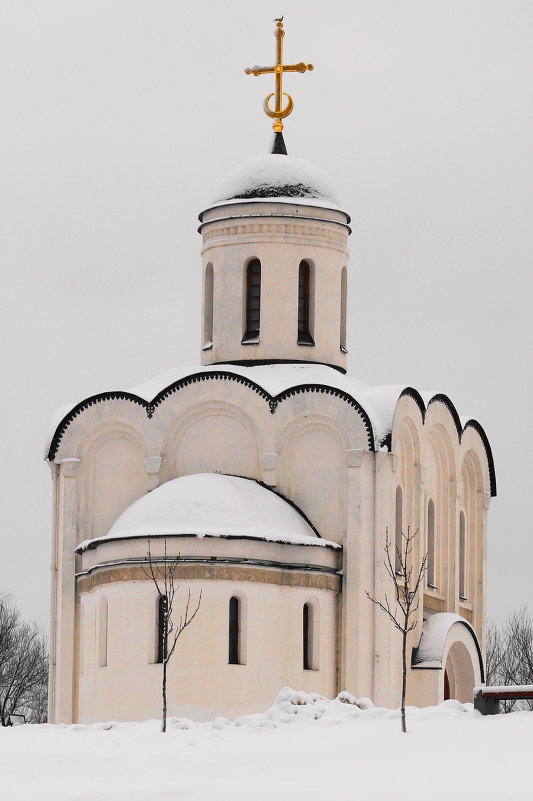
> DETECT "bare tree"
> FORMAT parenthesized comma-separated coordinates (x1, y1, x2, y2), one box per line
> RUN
(486, 608, 533, 712)
(142, 540, 202, 732)
(0, 595, 48, 726)
(366, 527, 427, 733)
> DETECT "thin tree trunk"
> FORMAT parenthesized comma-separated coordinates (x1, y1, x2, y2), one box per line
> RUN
(401, 630, 407, 733)
(162, 658, 167, 733)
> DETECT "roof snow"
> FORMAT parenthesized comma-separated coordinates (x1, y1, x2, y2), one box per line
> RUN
(413, 613, 479, 669)
(209, 153, 342, 209)
(77, 473, 339, 551)
(44, 361, 487, 465)
(130, 362, 405, 443)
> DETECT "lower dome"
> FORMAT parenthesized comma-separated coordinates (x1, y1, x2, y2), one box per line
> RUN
(96, 473, 338, 549)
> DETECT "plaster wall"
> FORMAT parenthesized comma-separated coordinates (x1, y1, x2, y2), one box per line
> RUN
(77, 577, 338, 723)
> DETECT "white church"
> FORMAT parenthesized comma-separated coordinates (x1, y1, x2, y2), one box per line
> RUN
(46, 21, 496, 724)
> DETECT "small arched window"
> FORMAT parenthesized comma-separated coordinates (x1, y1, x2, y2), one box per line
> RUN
(395, 486, 403, 574)
(340, 266, 348, 353)
(297, 260, 314, 345)
(228, 596, 241, 664)
(98, 596, 108, 668)
(203, 263, 214, 350)
(242, 259, 261, 344)
(427, 499, 436, 588)
(303, 602, 313, 670)
(156, 594, 168, 664)
(459, 512, 467, 600)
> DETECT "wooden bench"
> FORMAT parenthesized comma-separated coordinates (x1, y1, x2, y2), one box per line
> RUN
(474, 685, 533, 715)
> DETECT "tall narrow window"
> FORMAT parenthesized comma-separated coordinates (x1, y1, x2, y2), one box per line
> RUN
(228, 596, 240, 664)
(340, 266, 347, 353)
(395, 486, 403, 574)
(459, 512, 467, 600)
(297, 260, 314, 345)
(98, 596, 108, 668)
(303, 603, 312, 669)
(427, 499, 436, 588)
(156, 594, 168, 664)
(203, 263, 214, 349)
(242, 259, 261, 344)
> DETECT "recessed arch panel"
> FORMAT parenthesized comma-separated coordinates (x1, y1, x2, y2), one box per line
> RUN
(281, 420, 346, 544)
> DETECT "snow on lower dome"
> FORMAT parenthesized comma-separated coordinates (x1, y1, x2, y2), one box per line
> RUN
(211, 153, 340, 207)
(87, 473, 339, 549)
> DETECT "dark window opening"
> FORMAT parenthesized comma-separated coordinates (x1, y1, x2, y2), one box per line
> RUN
(242, 260, 261, 344)
(229, 596, 240, 664)
(156, 595, 168, 664)
(459, 511, 467, 601)
(303, 603, 312, 670)
(427, 499, 436, 588)
(298, 260, 314, 346)
(340, 266, 347, 353)
(203, 263, 214, 350)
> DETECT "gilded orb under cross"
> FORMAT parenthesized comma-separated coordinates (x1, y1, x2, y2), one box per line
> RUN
(244, 18, 314, 132)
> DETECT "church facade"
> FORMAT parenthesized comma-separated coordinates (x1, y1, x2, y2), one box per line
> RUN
(46, 29, 495, 723)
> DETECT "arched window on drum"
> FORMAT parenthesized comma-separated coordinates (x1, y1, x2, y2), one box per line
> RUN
(297, 260, 315, 346)
(242, 259, 261, 344)
(340, 266, 348, 353)
(203, 263, 214, 350)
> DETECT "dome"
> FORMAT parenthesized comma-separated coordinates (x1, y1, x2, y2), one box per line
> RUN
(102, 473, 337, 548)
(211, 153, 341, 208)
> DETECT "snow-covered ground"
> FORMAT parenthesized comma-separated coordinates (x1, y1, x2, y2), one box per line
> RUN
(2, 688, 532, 801)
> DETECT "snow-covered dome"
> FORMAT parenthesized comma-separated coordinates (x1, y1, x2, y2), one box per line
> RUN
(98, 473, 338, 548)
(211, 153, 340, 208)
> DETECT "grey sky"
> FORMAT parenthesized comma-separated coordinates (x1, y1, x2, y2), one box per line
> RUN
(1, 0, 531, 631)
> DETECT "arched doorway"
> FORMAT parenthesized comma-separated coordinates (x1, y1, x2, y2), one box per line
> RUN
(444, 640, 476, 703)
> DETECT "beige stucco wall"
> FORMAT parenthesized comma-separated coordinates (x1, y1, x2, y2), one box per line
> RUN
(76, 573, 339, 723)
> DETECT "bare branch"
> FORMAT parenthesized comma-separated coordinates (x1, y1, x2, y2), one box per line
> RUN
(143, 539, 202, 732)
(366, 526, 427, 733)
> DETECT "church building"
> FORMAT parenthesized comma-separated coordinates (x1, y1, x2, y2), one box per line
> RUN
(46, 21, 495, 723)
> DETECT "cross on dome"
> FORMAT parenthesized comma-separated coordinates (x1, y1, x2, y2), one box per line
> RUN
(244, 17, 313, 133)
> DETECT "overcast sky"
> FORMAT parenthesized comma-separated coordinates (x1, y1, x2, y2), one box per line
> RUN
(1, 0, 532, 631)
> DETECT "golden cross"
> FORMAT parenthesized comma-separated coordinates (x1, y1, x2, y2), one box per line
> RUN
(244, 17, 313, 132)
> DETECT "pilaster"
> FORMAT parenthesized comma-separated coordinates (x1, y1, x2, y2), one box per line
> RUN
(261, 452, 278, 487)
(449, 478, 458, 613)
(145, 456, 163, 492)
(52, 457, 80, 723)
(341, 449, 375, 697)
(372, 450, 394, 706)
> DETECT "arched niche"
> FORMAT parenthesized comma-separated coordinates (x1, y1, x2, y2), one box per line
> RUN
(442, 622, 482, 703)
(168, 404, 260, 480)
(82, 428, 147, 541)
(460, 449, 485, 640)
(280, 419, 346, 544)
(426, 424, 457, 598)
(394, 416, 422, 550)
